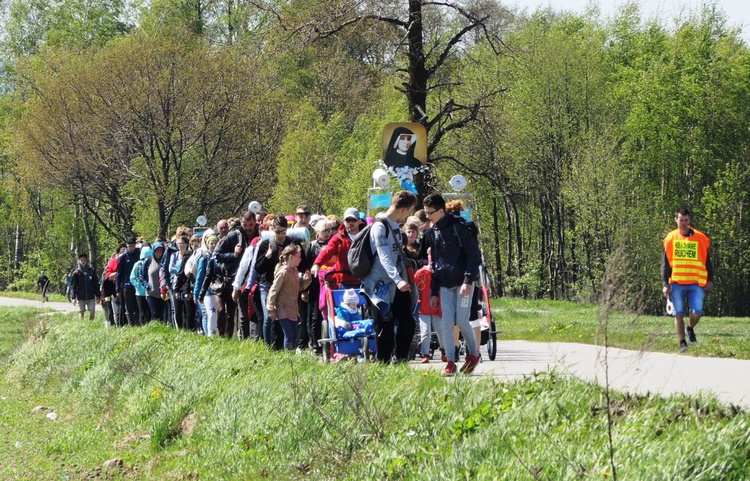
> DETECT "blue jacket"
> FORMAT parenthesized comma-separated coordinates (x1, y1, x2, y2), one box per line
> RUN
(194, 250, 217, 301)
(130, 247, 152, 296)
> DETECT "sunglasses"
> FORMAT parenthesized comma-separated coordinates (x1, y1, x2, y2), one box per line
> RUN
(274, 229, 287, 235)
(344, 218, 358, 223)
(322, 228, 335, 233)
(297, 212, 311, 216)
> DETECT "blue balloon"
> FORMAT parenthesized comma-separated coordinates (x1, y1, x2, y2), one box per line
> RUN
(400, 179, 418, 195)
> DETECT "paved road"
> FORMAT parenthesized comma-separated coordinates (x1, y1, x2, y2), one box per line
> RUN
(3, 297, 749, 409)
(416, 341, 750, 408)
(0, 296, 78, 313)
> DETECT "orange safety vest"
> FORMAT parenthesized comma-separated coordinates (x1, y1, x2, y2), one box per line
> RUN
(663, 228, 710, 286)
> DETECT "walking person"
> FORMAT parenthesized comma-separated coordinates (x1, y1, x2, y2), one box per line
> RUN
(102, 245, 125, 327)
(195, 233, 221, 337)
(36, 271, 50, 302)
(116, 237, 141, 326)
(266, 244, 311, 350)
(254, 215, 294, 348)
(130, 246, 152, 325)
(662, 208, 714, 352)
(215, 211, 258, 338)
(141, 241, 167, 323)
(71, 254, 101, 320)
(311, 207, 365, 289)
(362, 191, 418, 363)
(421, 193, 482, 376)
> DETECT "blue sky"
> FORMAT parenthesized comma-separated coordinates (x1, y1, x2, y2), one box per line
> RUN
(509, 0, 749, 42)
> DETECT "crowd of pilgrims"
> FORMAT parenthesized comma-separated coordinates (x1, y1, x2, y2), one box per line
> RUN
(98, 202, 473, 360)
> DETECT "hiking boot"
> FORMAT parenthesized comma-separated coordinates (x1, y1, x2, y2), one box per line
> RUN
(687, 327, 697, 344)
(421, 354, 431, 364)
(443, 361, 457, 376)
(679, 340, 688, 353)
(459, 354, 480, 374)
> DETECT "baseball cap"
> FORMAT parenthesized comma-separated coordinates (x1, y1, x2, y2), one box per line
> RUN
(343, 207, 360, 221)
(125, 236, 137, 244)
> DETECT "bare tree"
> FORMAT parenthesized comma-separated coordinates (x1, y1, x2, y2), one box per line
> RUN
(13, 32, 284, 242)
(252, 0, 511, 194)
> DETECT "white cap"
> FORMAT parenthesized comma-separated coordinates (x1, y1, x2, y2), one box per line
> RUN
(343, 289, 359, 305)
(343, 207, 360, 221)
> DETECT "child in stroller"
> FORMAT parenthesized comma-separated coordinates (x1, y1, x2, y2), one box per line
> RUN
(320, 286, 376, 362)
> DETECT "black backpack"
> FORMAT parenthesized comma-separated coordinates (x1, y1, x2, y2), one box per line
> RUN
(347, 218, 389, 278)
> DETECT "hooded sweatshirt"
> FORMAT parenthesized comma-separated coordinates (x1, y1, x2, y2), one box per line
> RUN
(147, 242, 166, 299)
(130, 247, 153, 297)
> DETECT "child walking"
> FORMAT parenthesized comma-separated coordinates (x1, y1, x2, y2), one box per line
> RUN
(267, 244, 311, 350)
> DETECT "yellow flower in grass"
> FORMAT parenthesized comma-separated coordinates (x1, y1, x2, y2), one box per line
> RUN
(151, 387, 163, 403)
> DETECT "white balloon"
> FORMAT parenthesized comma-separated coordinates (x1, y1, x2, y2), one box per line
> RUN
(196, 215, 208, 226)
(248, 201, 262, 213)
(450, 175, 467, 192)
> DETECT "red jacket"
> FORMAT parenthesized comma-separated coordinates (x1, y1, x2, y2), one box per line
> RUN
(313, 224, 360, 286)
(104, 256, 119, 282)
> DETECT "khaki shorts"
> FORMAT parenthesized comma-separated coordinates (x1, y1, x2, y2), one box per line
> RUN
(78, 299, 96, 313)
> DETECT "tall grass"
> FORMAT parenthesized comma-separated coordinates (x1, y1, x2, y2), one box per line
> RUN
(2, 310, 749, 480)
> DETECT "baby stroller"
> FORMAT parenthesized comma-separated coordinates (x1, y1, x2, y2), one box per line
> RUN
(471, 265, 497, 360)
(318, 273, 376, 363)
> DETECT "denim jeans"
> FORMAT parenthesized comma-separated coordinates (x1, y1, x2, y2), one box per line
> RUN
(277, 318, 299, 350)
(202, 295, 218, 336)
(439, 285, 478, 362)
(260, 284, 272, 345)
(670, 283, 706, 316)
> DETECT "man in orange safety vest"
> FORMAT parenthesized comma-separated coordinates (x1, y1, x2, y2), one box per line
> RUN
(661, 208, 714, 353)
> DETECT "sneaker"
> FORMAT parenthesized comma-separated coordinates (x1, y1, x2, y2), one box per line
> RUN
(460, 354, 480, 374)
(443, 361, 457, 376)
(421, 354, 431, 364)
(687, 327, 697, 344)
(440, 349, 447, 363)
(679, 340, 688, 353)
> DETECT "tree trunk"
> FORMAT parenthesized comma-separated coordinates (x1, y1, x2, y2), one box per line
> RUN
(13, 224, 23, 271)
(80, 198, 98, 273)
(492, 195, 504, 295)
(158, 199, 168, 238)
(407, 0, 433, 199)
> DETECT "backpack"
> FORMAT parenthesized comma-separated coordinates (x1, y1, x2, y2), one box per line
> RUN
(347, 218, 389, 278)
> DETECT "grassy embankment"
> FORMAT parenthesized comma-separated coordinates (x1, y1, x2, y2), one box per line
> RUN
(0, 302, 748, 480)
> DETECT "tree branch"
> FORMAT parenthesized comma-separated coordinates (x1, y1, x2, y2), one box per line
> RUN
(426, 19, 485, 76)
(302, 14, 408, 40)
